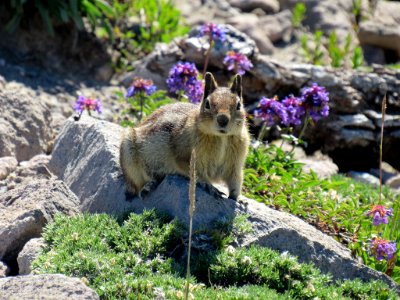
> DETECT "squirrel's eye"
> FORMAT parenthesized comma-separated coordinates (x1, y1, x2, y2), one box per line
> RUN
(205, 100, 210, 109)
(236, 102, 241, 110)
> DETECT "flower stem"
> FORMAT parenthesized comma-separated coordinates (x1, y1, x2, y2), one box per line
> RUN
(290, 112, 310, 153)
(139, 94, 144, 122)
(258, 122, 268, 141)
(379, 95, 387, 204)
(185, 148, 197, 300)
(202, 38, 214, 76)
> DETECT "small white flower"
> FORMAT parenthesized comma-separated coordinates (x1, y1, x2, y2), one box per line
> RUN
(241, 256, 252, 265)
(226, 245, 235, 254)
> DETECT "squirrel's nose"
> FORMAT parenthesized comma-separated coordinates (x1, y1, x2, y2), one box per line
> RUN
(217, 114, 229, 127)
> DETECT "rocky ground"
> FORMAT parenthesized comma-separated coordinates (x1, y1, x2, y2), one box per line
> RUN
(1, 0, 400, 297)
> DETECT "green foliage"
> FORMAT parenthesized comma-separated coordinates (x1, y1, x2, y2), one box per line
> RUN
(352, 46, 365, 69)
(352, 0, 363, 24)
(109, 0, 189, 73)
(210, 214, 253, 249)
(328, 31, 351, 68)
(32, 211, 184, 299)
(292, 2, 306, 28)
(3, 0, 115, 36)
(244, 144, 400, 282)
(33, 212, 397, 299)
(301, 30, 364, 69)
(301, 30, 324, 66)
(118, 90, 177, 127)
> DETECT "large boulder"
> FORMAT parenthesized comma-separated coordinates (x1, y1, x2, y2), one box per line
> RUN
(49, 116, 130, 214)
(0, 87, 54, 161)
(0, 274, 99, 300)
(49, 116, 398, 290)
(0, 179, 79, 263)
(358, 0, 400, 59)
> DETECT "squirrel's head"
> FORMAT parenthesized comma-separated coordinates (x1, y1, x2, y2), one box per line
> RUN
(198, 72, 246, 136)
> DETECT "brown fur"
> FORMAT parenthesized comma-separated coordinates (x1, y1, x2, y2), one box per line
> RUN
(119, 73, 250, 199)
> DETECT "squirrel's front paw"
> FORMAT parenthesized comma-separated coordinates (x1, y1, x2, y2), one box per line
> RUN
(199, 182, 227, 199)
(228, 192, 239, 201)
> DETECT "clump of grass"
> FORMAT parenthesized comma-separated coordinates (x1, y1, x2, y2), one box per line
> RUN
(32, 211, 398, 299)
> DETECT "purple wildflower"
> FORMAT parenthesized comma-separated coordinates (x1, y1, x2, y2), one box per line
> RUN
(369, 238, 397, 261)
(125, 78, 156, 98)
(254, 96, 288, 126)
(223, 51, 253, 76)
(74, 95, 102, 114)
(199, 23, 226, 42)
(300, 83, 329, 122)
(366, 205, 393, 226)
(282, 95, 305, 126)
(166, 62, 204, 103)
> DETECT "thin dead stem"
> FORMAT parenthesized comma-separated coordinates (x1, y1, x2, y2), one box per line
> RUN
(185, 148, 197, 300)
(379, 95, 387, 204)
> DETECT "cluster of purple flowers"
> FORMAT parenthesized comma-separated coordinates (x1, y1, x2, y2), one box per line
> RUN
(300, 83, 330, 122)
(369, 238, 397, 261)
(254, 83, 329, 127)
(125, 78, 156, 98)
(166, 62, 203, 103)
(254, 96, 288, 126)
(366, 205, 397, 262)
(74, 95, 102, 115)
(199, 23, 226, 42)
(282, 95, 305, 126)
(223, 51, 253, 76)
(366, 205, 393, 226)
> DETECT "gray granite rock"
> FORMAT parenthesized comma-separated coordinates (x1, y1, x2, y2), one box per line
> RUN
(182, 24, 258, 69)
(258, 9, 293, 43)
(17, 238, 45, 275)
(298, 151, 339, 179)
(348, 171, 380, 187)
(49, 116, 130, 214)
(386, 174, 400, 190)
(0, 87, 53, 161)
(359, 21, 400, 57)
(0, 274, 99, 299)
(229, 0, 280, 14)
(0, 261, 9, 278)
(0, 179, 79, 261)
(0, 156, 18, 180)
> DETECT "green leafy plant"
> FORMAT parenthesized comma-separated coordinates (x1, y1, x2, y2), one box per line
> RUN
(118, 89, 177, 127)
(352, 0, 363, 25)
(328, 31, 351, 68)
(243, 143, 400, 283)
(352, 46, 364, 69)
(292, 2, 306, 28)
(33, 212, 398, 299)
(301, 30, 324, 65)
(3, 0, 115, 36)
(301, 30, 364, 69)
(110, 0, 189, 73)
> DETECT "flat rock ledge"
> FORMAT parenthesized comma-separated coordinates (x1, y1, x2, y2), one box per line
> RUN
(50, 116, 399, 291)
(0, 274, 99, 300)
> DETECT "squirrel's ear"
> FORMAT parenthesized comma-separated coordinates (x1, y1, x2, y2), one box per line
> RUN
(230, 74, 242, 98)
(203, 72, 218, 100)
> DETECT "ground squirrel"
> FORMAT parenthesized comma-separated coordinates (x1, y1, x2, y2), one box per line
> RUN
(120, 72, 250, 200)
